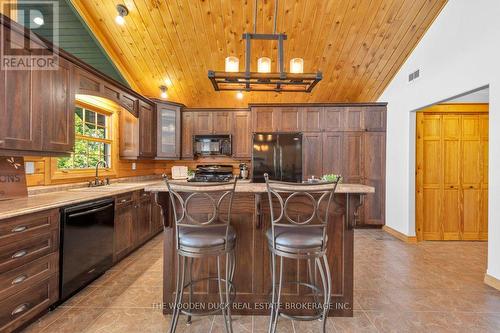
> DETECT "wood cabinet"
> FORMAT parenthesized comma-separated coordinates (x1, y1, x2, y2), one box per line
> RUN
(232, 111, 252, 158)
(302, 107, 323, 132)
(114, 190, 162, 261)
(42, 57, 75, 153)
(193, 112, 213, 134)
(342, 132, 364, 183)
(344, 107, 364, 131)
(213, 112, 232, 134)
(252, 107, 277, 132)
(181, 112, 194, 159)
(362, 132, 386, 225)
(416, 110, 488, 240)
(119, 109, 140, 159)
(156, 102, 181, 159)
(278, 107, 302, 132)
(322, 132, 343, 175)
(0, 209, 59, 332)
(138, 101, 156, 158)
(303, 133, 323, 180)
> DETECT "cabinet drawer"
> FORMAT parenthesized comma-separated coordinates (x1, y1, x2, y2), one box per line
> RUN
(0, 231, 58, 273)
(0, 209, 59, 247)
(0, 275, 58, 333)
(0, 253, 58, 300)
(116, 192, 134, 207)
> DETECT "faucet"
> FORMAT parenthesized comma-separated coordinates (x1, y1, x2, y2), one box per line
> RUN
(89, 161, 109, 187)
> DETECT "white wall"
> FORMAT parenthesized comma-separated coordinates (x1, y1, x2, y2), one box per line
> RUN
(378, 0, 500, 280)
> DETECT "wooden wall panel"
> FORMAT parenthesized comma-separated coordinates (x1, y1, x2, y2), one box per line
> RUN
(70, 0, 447, 107)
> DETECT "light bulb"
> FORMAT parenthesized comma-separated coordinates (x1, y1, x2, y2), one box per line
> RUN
(236, 91, 243, 100)
(33, 16, 44, 26)
(290, 58, 304, 74)
(160, 86, 168, 99)
(115, 15, 125, 25)
(258, 57, 271, 73)
(225, 56, 239, 72)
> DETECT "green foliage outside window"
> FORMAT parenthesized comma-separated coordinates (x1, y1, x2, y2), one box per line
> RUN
(57, 107, 112, 170)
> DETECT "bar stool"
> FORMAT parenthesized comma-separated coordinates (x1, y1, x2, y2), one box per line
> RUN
(264, 173, 341, 333)
(165, 177, 238, 333)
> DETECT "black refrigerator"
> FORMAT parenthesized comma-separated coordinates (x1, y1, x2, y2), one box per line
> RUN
(252, 133, 302, 183)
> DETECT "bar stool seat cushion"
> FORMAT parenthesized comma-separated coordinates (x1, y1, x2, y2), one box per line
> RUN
(266, 227, 325, 249)
(179, 225, 236, 248)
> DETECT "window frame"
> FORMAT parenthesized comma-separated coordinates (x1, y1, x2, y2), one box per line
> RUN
(50, 100, 118, 181)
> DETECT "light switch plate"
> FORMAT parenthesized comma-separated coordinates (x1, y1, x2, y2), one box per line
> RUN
(132, 162, 136, 170)
(25, 161, 35, 174)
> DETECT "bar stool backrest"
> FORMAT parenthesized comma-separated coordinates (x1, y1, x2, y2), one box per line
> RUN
(264, 173, 341, 251)
(164, 176, 238, 250)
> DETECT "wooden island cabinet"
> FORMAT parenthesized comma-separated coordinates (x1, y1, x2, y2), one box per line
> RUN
(146, 182, 375, 318)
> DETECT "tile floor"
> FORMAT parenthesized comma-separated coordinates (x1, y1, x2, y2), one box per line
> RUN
(23, 230, 500, 333)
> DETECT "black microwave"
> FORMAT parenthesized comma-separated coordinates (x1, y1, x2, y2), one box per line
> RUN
(194, 135, 232, 156)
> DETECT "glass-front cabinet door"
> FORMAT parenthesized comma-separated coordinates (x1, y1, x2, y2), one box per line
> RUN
(156, 102, 181, 159)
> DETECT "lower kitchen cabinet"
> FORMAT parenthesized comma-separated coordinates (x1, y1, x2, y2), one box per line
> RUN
(113, 190, 162, 262)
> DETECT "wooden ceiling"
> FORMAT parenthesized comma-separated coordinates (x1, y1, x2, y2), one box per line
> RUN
(71, 0, 447, 108)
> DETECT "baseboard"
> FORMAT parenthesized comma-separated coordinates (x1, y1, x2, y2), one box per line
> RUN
(382, 225, 418, 244)
(484, 274, 500, 291)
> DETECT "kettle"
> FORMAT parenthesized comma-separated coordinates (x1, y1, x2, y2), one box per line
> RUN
(239, 163, 249, 180)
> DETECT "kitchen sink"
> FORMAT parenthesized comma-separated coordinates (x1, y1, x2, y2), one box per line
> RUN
(67, 183, 140, 192)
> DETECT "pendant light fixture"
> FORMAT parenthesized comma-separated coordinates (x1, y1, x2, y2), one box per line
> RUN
(160, 85, 168, 99)
(208, 0, 321, 93)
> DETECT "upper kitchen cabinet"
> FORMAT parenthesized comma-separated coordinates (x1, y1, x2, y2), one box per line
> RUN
(193, 112, 213, 134)
(119, 108, 139, 159)
(302, 107, 323, 132)
(252, 107, 277, 132)
(213, 111, 232, 134)
(156, 101, 181, 159)
(323, 107, 344, 131)
(181, 111, 194, 159)
(0, 33, 74, 155)
(364, 106, 387, 131)
(138, 101, 156, 158)
(41, 57, 75, 153)
(277, 107, 302, 132)
(343, 107, 365, 131)
(232, 111, 252, 158)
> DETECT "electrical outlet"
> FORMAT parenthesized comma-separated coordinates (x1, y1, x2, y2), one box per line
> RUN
(132, 162, 136, 171)
(25, 161, 35, 174)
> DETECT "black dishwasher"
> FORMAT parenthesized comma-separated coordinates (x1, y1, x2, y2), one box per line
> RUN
(59, 198, 115, 303)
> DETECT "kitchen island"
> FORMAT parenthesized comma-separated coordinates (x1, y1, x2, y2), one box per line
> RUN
(145, 182, 374, 317)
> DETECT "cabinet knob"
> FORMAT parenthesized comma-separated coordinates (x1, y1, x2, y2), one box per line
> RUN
(11, 274, 28, 285)
(11, 225, 27, 233)
(120, 199, 127, 203)
(11, 303, 30, 316)
(12, 250, 28, 259)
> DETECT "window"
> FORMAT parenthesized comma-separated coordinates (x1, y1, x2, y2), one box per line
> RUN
(57, 106, 112, 169)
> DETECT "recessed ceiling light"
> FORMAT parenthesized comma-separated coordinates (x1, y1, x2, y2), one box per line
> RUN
(236, 91, 243, 100)
(32, 16, 44, 26)
(115, 4, 129, 25)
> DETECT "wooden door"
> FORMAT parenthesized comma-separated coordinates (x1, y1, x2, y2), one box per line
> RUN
(362, 132, 386, 226)
(343, 107, 364, 131)
(302, 133, 323, 181)
(416, 107, 488, 241)
(0, 35, 41, 151)
(302, 107, 323, 132)
(114, 202, 134, 260)
(322, 132, 343, 175)
(41, 58, 75, 153)
(139, 102, 156, 158)
(252, 107, 276, 132)
(323, 107, 344, 131)
(181, 112, 194, 159)
(232, 111, 251, 158)
(194, 112, 213, 134)
(213, 111, 232, 134)
(342, 132, 364, 183)
(135, 195, 152, 245)
(278, 107, 302, 132)
(364, 106, 386, 131)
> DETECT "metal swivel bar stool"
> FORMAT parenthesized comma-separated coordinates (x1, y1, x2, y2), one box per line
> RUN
(165, 177, 238, 333)
(264, 173, 341, 333)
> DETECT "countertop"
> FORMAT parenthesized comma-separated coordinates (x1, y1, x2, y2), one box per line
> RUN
(144, 181, 375, 194)
(0, 180, 164, 220)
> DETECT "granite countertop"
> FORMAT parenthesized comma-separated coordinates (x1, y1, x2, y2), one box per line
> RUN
(144, 181, 375, 194)
(0, 180, 164, 220)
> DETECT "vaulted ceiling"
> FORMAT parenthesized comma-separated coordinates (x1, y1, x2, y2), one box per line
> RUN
(70, 0, 447, 108)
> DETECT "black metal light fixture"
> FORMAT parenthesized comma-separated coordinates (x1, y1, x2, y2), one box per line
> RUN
(208, 0, 322, 93)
